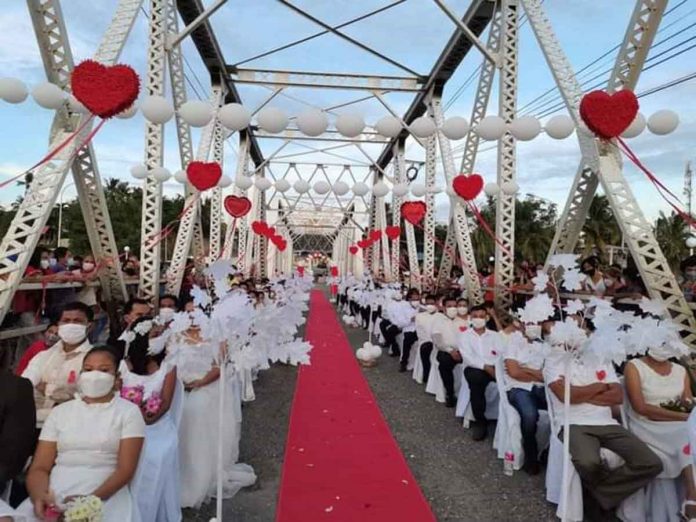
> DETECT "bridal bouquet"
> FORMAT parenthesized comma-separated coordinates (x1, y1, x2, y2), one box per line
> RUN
(120, 385, 163, 417)
(660, 397, 695, 414)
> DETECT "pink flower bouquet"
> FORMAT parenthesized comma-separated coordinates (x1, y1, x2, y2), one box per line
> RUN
(120, 385, 144, 406)
(143, 392, 163, 417)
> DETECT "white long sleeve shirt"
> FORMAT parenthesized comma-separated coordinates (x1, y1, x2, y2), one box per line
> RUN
(457, 329, 501, 369)
(431, 313, 460, 353)
(385, 300, 417, 332)
(415, 311, 437, 344)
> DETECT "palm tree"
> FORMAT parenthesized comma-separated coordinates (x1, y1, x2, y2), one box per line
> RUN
(654, 211, 689, 270)
(581, 195, 621, 259)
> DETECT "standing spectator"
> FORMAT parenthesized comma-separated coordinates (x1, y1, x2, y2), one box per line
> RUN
(15, 322, 59, 376)
(12, 248, 49, 327)
(580, 256, 607, 296)
(46, 247, 77, 321)
(108, 298, 152, 359)
(678, 255, 696, 303)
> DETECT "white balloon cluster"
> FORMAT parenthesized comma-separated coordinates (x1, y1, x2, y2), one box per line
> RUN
(483, 180, 519, 197)
(356, 342, 382, 362)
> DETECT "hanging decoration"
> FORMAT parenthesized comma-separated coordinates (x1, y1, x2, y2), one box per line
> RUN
(400, 201, 427, 225)
(349, 245, 359, 255)
(187, 161, 222, 191)
(579, 89, 638, 139)
(71, 60, 140, 119)
(385, 226, 401, 240)
(251, 220, 269, 236)
(369, 230, 382, 242)
(223, 195, 252, 218)
(452, 174, 484, 201)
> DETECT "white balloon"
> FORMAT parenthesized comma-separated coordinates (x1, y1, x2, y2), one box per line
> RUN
(484, 182, 500, 197)
(409, 116, 437, 138)
(254, 177, 272, 191)
(366, 343, 382, 358)
(152, 167, 171, 182)
(335, 114, 365, 137)
(544, 115, 575, 139)
(274, 179, 291, 193)
(218, 103, 250, 131)
(375, 116, 402, 138)
(31, 82, 66, 109)
(178, 100, 213, 127)
(372, 181, 390, 198)
(0, 77, 28, 103)
(352, 182, 370, 196)
(217, 175, 232, 188)
(332, 181, 350, 196)
(501, 181, 519, 195)
(257, 107, 288, 133)
(621, 113, 646, 139)
(647, 110, 679, 136)
(475, 116, 506, 140)
(687, 237, 696, 249)
(297, 110, 328, 137)
(141, 95, 174, 124)
(235, 176, 253, 190)
(313, 180, 331, 195)
(392, 183, 409, 197)
(440, 116, 470, 140)
(356, 347, 369, 361)
(293, 179, 310, 193)
(174, 170, 188, 184)
(68, 95, 89, 114)
(509, 116, 541, 141)
(116, 103, 138, 119)
(130, 164, 148, 180)
(411, 183, 426, 197)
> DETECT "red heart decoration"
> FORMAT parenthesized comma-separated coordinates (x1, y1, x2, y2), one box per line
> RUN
(596, 370, 606, 381)
(453, 174, 484, 201)
(357, 240, 370, 249)
(266, 226, 276, 237)
(224, 195, 252, 218)
(349, 245, 359, 255)
(187, 161, 222, 191)
(297, 266, 304, 276)
(683, 444, 691, 456)
(370, 230, 382, 242)
(277, 240, 287, 252)
(579, 90, 639, 139)
(459, 326, 467, 332)
(401, 201, 427, 225)
(251, 221, 268, 235)
(330, 267, 339, 277)
(385, 226, 401, 241)
(71, 60, 140, 119)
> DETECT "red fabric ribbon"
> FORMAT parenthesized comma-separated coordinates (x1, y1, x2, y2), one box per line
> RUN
(466, 201, 513, 257)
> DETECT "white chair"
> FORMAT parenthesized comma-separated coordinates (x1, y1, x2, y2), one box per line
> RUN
(455, 365, 499, 428)
(492, 357, 550, 470)
(544, 381, 624, 522)
(412, 342, 425, 383)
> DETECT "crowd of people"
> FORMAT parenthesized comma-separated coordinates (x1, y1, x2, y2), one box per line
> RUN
(0, 270, 312, 522)
(337, 255, 694, 521)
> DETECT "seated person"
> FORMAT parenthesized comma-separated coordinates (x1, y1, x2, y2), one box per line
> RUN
(18, 347, 145, 522)
(416, 295, 439, 383)
(15, 322, 59, 376)
(625, 346, 695, 519)
(546, 351, 662, 514)
(0, 370, 36, 520)
(22, 303, 93, 423)
(384, 289, 419, 370)
(431, 296, 462, 408)
(458, 305, 502, 440)
(503, 323, 547, 474)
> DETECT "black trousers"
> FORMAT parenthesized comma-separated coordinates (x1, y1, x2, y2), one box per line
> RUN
(437, 351, 461, 399)
(371, 306, 381, 326)
(464, 366, 495, 422)
(380, 320, 401, 355)
(420, 342, 434, 382)
(401, 331, 418, 365)
(349, 300, 360, 317)
(360, 305, 371, 328)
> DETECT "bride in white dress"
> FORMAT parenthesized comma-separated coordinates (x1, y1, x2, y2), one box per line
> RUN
(164, 317, 255, 509)
(120, 317, 182, 522)
(17, 347, 145, 522)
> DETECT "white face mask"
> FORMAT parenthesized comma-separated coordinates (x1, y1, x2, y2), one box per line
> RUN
(394, 295, 402, 301)
(58, 323, 87, 345)
(40, 259, 50, 270)
(158, 307, 176, 322)
(471, 317, 487, 330)
(78, 371, 115, 398)
(457, 306, 468, 316)
(648, 345, 673, 362)
(525, 324, 542, 340)
(425, 304, 437, 314)
(445, 307, 458, 319)
(82, 262, 95, 272)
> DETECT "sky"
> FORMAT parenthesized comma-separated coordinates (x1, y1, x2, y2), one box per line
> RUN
(1, 0, 696, 228)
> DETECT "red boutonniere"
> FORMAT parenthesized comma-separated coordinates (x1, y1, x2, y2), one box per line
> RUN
(459, 326, 467, 332)
(67, 371, 77, 384)
(684, 444, 691, 456)
(596, 370, 606, 381)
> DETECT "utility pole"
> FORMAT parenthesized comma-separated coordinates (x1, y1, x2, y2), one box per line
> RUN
(685, 161, 693, 218)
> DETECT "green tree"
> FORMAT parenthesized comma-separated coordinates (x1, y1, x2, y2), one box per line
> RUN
(654, 211, 689, 270)
(580, 195, 621, 259)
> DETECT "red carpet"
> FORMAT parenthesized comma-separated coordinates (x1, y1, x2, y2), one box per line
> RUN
(276, 290, 435, 522)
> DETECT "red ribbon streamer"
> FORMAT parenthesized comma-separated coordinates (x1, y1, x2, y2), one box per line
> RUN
(466, 201, 513, 257)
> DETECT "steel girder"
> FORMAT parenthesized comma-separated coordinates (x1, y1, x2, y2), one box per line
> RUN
(0, 0, 139, 324)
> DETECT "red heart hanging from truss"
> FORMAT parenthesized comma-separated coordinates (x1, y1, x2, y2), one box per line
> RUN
(277, 238, 287, 252)
(369, 230, 382, 242)
(385, 226, 401, 241)
(452, 174, 484, 201)
(401, 201, 427, 225)
(330, 266, 339, 277)
(266, 226, 276, 237)
(251, 220, 268, 236)
(349, 245, 359, 255)
(71, 60, 140, 119)
(579, 90, 639, 139)
(357, 239, 370, 249)
(223, 195, 252, 218)
(187, 161, 222, 191)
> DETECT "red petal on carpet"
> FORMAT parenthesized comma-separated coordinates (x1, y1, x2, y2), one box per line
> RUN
(276, 290, 435, 521)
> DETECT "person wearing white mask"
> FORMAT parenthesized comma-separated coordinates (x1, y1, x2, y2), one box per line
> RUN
(416, 295, 439, 384)
(431, 296, 463, 407)
(18, 347, 145, 522)
(503, 322, 548, 474)
(383, 289, 420, 371)
(22, 302, 93, 423)
(625, 344, 696, 519)
(458, 305, 503, 440)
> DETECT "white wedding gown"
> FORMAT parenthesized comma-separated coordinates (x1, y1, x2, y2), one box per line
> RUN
(165, 335, 256, 509)
(120, 360, 183, 522)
